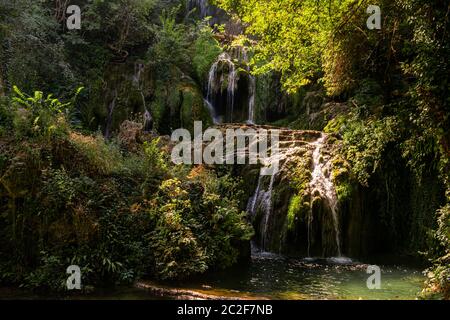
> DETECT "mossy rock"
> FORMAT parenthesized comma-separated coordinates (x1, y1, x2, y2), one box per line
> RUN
(180, 82, 213, 134)
(87, 61, 153, 135)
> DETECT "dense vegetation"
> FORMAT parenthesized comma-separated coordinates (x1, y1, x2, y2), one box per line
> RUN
(0, 0, 252, 292)
(212, 0, 449, 298)
(0, 0, 448, 299)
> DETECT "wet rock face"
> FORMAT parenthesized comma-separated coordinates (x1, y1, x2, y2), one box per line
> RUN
(92, 60, 214, 138)
(220, 124, 399, 259)
(166, 120, 440, 260)
(303, 91, 325, 116)
(235, 124, 431, 259)
(90, 62, 150, 137)
(218, 124, 347, 257)
(187, 0, 229, 28)
(206, 49, 256, 124)
(250, 129, 346, 257)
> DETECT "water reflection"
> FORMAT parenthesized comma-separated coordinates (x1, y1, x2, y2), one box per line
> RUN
(182, 253, 425, 300)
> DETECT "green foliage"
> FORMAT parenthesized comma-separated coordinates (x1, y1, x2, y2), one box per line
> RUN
(10, 86, 82, 139)
(146, 171, 253, 280)
(192, 24, 222, 80)
(287, 195, 302, 232)
(22, 253, 66, 292)
(148, 178, 208, 279)
(147, 9, 192, 79)
(82, 0, 156, 48)
(70, 132, 123, 175)
(212, 0, 363, 93)
(140, 138, 169, 192)
(342, 116, 400, 186)
(0, 0, 76, 94)
(421, 203, 450, 299)
(0, 88, 253, 291)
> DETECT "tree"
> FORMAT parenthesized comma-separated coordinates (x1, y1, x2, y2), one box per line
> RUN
(212, 0, 368, 92)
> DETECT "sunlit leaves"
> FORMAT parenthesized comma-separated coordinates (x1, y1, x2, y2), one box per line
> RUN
(213, 0, 365, 92)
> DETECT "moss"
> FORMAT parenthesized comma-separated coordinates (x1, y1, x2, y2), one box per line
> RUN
(277, 153, 312, 235)
(287, 195, 302, 231)
(335, 181, 353, 202)
(324, 115, 347, 134)
(291, 157, 312, 192)
(180, 83, 212, 134)
(149, 77, 183, 134)
(330, 148, 354, 202)
(240, 166, 261, 200)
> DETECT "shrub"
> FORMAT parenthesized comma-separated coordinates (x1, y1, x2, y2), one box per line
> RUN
(146, 171, 253, 280)
(11, 86, 82, 140)
(192, 24, 222, 81)
(69, 132, 123, 175)
(421, 202, 450, 299)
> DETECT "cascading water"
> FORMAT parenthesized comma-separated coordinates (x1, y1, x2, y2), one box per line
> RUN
(105, 89, 118, 139)
(245, 128, 342, 256)
(227, 65, 237, 121)
(247, 159, 277, 251)
(248, 75, 256, 124)
(261, 174, 276, 249)
(309, 134, 341, 256)
(247, 178, 261, 216)
(133, 62, 152, 131)
(206, 52, 238, 123)
(246, 129, 305, 252)
(204, 99, 220, 124)
(187, 0, 209, 18)
(241, 48, 256, 124)
(206, 48, 256, 124)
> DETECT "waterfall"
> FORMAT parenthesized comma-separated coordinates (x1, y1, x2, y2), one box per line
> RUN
(245, 128, 342, 256)
(133, 62, 152, 131)
(247, 175, 262, 215)
(248, 75, 256, 124)
(309, 134, 341, 256)
(206, 52, 237, 123)
(187, 0, 209, 18)
(204, 99, 219, 124)
(247, 129, 308, 252)
(227, 65, 237, 122)
(105, 89, 118, 139)
(132, 62, 144, 87)
(206, 56, 218, 102)
(241, 48, 256, 124)
(206, 48, 257, 124)
(247, 167, 276, 251)
(261, 174, 276, 249)
(133, 63, 147, 111)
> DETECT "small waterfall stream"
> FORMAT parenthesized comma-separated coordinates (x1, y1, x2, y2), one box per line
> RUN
(261, 174, 276, 249)
(247, 161, 277, 251)
(206, 52, 238, 123)
(246, 129, 305, 252)
(205, 46, 255, 124)
(227, 65, 237, 121)
(204, 99, 219, 124)
(133, 62, 152, 131)
(248, 75, 256, 124)
(187, 0, 210, 19)
(309, 134, 341, 256)
(241, 48, 256, 124)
